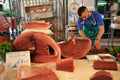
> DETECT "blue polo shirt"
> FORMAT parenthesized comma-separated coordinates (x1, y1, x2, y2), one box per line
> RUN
(77, 11, 104, 30)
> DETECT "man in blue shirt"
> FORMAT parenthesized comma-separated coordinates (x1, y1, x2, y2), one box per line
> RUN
(77, 6, 105, 52)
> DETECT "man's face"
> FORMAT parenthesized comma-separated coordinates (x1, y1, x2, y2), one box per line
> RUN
(80, 9, 89, 20)
(109, 1, 114, 5)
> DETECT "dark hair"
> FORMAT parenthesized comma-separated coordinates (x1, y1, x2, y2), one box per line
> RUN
(110, 0, 115, 2)
(77, 6, 87, 16)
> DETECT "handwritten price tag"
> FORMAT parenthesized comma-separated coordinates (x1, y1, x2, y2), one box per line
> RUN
(6, 51, 31, 68)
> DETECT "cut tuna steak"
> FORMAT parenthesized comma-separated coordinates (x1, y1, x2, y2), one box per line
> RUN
(0, 13, 10, 32)
(93, 60, 118, 70)
(22, 22, 52, 29)
(0, 13, 11, 43)
(58, 36, 91, 58)
(56, 58, 74, 72)
(13, 32, 61, 63)
(90, 70, 113, 80)
(17, 66, 58, 80)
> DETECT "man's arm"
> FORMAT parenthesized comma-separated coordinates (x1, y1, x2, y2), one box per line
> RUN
(94, 26, 104, 50)
(96, 26, 105, 40)
(105, 10, 116, 14)
(105, 3, 119, 14)
(78, 30, 89, 39)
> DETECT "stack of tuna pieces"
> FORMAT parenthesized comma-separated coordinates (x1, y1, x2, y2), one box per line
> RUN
(13, 21, 91, 80)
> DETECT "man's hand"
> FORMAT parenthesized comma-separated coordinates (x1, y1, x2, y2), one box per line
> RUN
(94, 26, 104, 50)
(78, 30, 88, 39)
(94, 39, 101, 50)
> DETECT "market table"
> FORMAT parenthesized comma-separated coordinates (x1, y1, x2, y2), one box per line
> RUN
(1, 59, 120, 80)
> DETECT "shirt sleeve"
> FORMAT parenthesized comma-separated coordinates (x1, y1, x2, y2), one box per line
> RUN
(94, 12, 104, 27)
(77, 18, 83, 30)
(113, 3, 119, 12)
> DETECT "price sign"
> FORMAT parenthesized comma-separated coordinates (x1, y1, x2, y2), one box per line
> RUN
(6, 51, 31, 68)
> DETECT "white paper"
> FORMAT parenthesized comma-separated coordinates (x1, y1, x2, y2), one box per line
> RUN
(6, 51, 31, 68)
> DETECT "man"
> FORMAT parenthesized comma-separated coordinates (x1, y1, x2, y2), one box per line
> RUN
(104, 0, 119, 53)
(105, 0, 119, 17)
(77, 6, 105, 52)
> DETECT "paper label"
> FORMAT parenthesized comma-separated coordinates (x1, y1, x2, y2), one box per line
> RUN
(6, 51, 31, 68)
